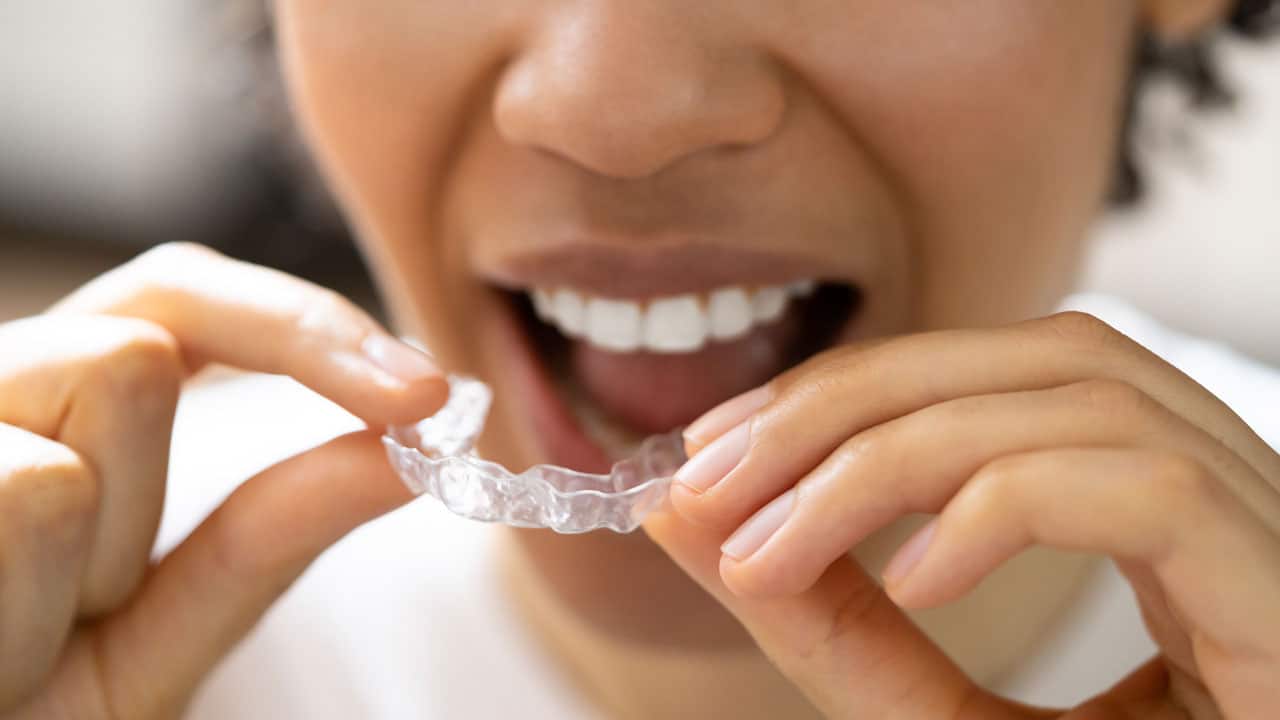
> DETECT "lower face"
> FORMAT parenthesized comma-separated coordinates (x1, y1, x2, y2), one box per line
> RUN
(274, 0, 1138, 639)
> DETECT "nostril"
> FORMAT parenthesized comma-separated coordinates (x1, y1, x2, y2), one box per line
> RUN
(493, 71, 684, 178)
(492, 36, 786, 179)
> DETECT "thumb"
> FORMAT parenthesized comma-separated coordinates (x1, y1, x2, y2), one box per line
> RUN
(92, 430, 412, 718)
(643, 508, 1024, 720)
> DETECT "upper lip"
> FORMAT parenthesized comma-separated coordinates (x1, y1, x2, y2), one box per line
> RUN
(474, 237, 865, 299)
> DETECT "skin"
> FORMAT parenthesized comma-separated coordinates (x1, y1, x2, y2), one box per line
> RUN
(658, 313, 1280, 718)
(0, 0, 1274, 718)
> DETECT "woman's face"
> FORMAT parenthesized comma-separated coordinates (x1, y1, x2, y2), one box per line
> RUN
(274, 1, 1151, 472)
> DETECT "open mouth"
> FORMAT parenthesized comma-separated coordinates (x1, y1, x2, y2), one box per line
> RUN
(495, 276, 861, 472)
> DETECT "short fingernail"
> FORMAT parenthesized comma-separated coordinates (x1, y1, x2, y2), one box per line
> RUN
(683, 386, 771, 454)
(674, 420, 750, 493)
(882, 518, 938, 588)
(721, 488, 796, 561)
(362, 334, 440, 382)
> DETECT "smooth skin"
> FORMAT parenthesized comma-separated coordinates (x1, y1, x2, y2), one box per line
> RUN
(0, 0, 1273, 718)
(656, 312, 1280, 718)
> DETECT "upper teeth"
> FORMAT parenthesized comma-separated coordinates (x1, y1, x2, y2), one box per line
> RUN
(529, 280, 817, 354)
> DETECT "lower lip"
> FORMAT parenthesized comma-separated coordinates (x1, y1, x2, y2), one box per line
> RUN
(491, 292, 616, 474)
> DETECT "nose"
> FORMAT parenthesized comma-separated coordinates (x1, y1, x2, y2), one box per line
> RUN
(494, 4, 786, 179)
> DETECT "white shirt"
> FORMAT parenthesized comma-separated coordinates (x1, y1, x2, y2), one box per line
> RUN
(163, 294, 1280, 718)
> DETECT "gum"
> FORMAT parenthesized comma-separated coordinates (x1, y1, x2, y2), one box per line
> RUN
(382, 376, 686, 534)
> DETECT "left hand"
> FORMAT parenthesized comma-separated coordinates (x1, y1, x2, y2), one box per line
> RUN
(645, 311, 1280, 719)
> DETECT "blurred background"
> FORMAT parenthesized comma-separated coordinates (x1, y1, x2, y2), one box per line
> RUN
(1, 2, 1277, 362)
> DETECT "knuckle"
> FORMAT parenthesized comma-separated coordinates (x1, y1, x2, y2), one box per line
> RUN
(45, 458, 100, 527)
(44, 471, 99, 545)
(201, 507, 281, 589)
(1151, 452, 1220, 514)
(833, 430, 891, 477)
(83, 321, 184, 407)
(104, 319, 182, 370)
(292, 287, 368, 349)
(966, 457, 1026, 514)
(1140, 453, 1225, 560)
(122, 242, 223, 312)
(764, 338, 901, 429)
(769, 365, 833, 409)
(1074, 378, 1151, 419)
(749, 385, 813, 443)
(134, 241, 219, 272)
(53, 242, 220, 319)
(775, 341, 867, 395)
(0, 447, 99, 549)
(1044, 310, 1120, 350)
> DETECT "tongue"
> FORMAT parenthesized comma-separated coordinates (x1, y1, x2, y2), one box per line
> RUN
(571, 310, 804, 435)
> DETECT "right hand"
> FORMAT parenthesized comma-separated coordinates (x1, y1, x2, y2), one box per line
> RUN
(0, 243, 448, 719)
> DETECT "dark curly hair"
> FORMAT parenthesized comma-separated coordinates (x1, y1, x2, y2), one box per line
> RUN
(1114, 0, 1279, 203)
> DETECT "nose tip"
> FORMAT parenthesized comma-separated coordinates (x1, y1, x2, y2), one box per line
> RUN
(493, 14, 785, 179)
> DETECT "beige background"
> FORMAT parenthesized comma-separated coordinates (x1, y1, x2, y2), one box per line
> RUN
(1082, 35, 1280, 365)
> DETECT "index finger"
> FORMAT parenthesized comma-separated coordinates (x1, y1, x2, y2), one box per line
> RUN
(49, 242, 447, 425)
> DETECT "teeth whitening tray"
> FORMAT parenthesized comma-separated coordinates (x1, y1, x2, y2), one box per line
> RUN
(382, 376, 685, 534)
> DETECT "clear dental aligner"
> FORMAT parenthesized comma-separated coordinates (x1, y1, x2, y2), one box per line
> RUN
(382, 375, 686, 534)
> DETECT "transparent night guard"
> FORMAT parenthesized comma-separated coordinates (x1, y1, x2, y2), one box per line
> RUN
(382, 375, 686, 534)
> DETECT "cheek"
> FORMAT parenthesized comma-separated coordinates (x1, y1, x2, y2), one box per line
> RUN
(272, 1, 514, 334)
(793, 2, 1140, 326)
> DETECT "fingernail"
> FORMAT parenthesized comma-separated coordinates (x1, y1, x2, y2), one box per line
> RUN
(362, 334, 440, 382)
(721, 488, 796, 561)
(882, 518, 938, 588)
(683, 386, 771, 455)
(674, 420, 750, 493)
